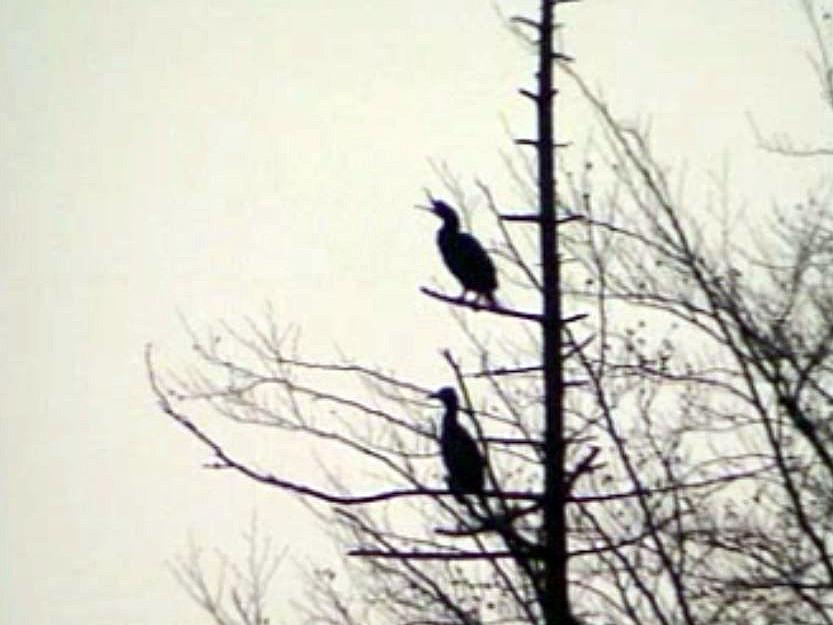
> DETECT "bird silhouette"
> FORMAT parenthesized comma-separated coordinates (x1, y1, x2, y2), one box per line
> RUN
(429, 386, 485, 502)
(430, 200, 498, 306)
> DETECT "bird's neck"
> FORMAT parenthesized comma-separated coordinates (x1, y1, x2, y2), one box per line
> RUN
(439, 217, 459, 235)
(437, 222, 458, 247)
(442, 406, 458, 429)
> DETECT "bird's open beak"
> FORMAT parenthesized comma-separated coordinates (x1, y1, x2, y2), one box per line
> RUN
(414, 204, 435, 214)
(427, 390, 439, 399)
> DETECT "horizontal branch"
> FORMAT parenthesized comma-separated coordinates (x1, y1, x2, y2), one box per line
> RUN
(348, 549, 517, 560)
(513, 138, 571, 148)
(518, 88, 560, 102)
(419, 287, 543, 322)
(510, 16, 540, 30)
(421, 287, 588, 327)
(499, 213, 583, 225)
(519, 89, 538, 102)
(562, 311, 589, 325)
(468, 338, 592, 379)
(500, 213, 540, 222)
(467, 364, 543, 378)
(483, 436, 544, 447)
(569, 513, 679, 558)
(435, 503, 544, 537)
(570, 466, 769, 504)
(147, 344, 492, 506)
(463, 335, 595, 384)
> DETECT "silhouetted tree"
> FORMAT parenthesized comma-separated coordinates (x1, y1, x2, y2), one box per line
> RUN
(171, 515, 284, 625)
(155, 2, 833, 624)
(553, 2, 833, 621)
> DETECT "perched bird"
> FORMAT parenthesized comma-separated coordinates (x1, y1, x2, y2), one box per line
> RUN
(429, 386, 485, 501)
(430, 200, 498, 306)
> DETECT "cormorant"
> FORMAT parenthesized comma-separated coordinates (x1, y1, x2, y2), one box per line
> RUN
(430, 200, 498, 306)
(428, 386, 485, 501)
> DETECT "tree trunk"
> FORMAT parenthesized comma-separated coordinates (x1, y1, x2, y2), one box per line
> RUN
(537, 1, 570, 624)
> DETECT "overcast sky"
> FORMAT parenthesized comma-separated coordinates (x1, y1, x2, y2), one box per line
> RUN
(1, 1, 829, 623)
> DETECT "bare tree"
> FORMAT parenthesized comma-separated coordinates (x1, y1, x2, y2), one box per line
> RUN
(171, 515, 285, 625)
(749, 0, 832, 157)
(154, 2, 833, 625)
(553, 1, 833, 621)
(153, 2, 583, 624)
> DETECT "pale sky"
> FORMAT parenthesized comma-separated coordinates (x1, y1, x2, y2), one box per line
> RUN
(1, 1, 828, 623)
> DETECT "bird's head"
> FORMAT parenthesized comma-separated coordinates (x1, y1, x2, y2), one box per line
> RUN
(430, 200, 460, 229)
(428, 386, 459, 411)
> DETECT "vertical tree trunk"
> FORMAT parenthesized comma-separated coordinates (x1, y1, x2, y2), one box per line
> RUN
(537, 1, 569, 624)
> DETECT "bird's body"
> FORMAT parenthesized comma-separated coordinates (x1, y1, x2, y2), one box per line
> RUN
(429, 387, 485, 501)
(431, 201, 497, 306)
(442, 417, 485, 497)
